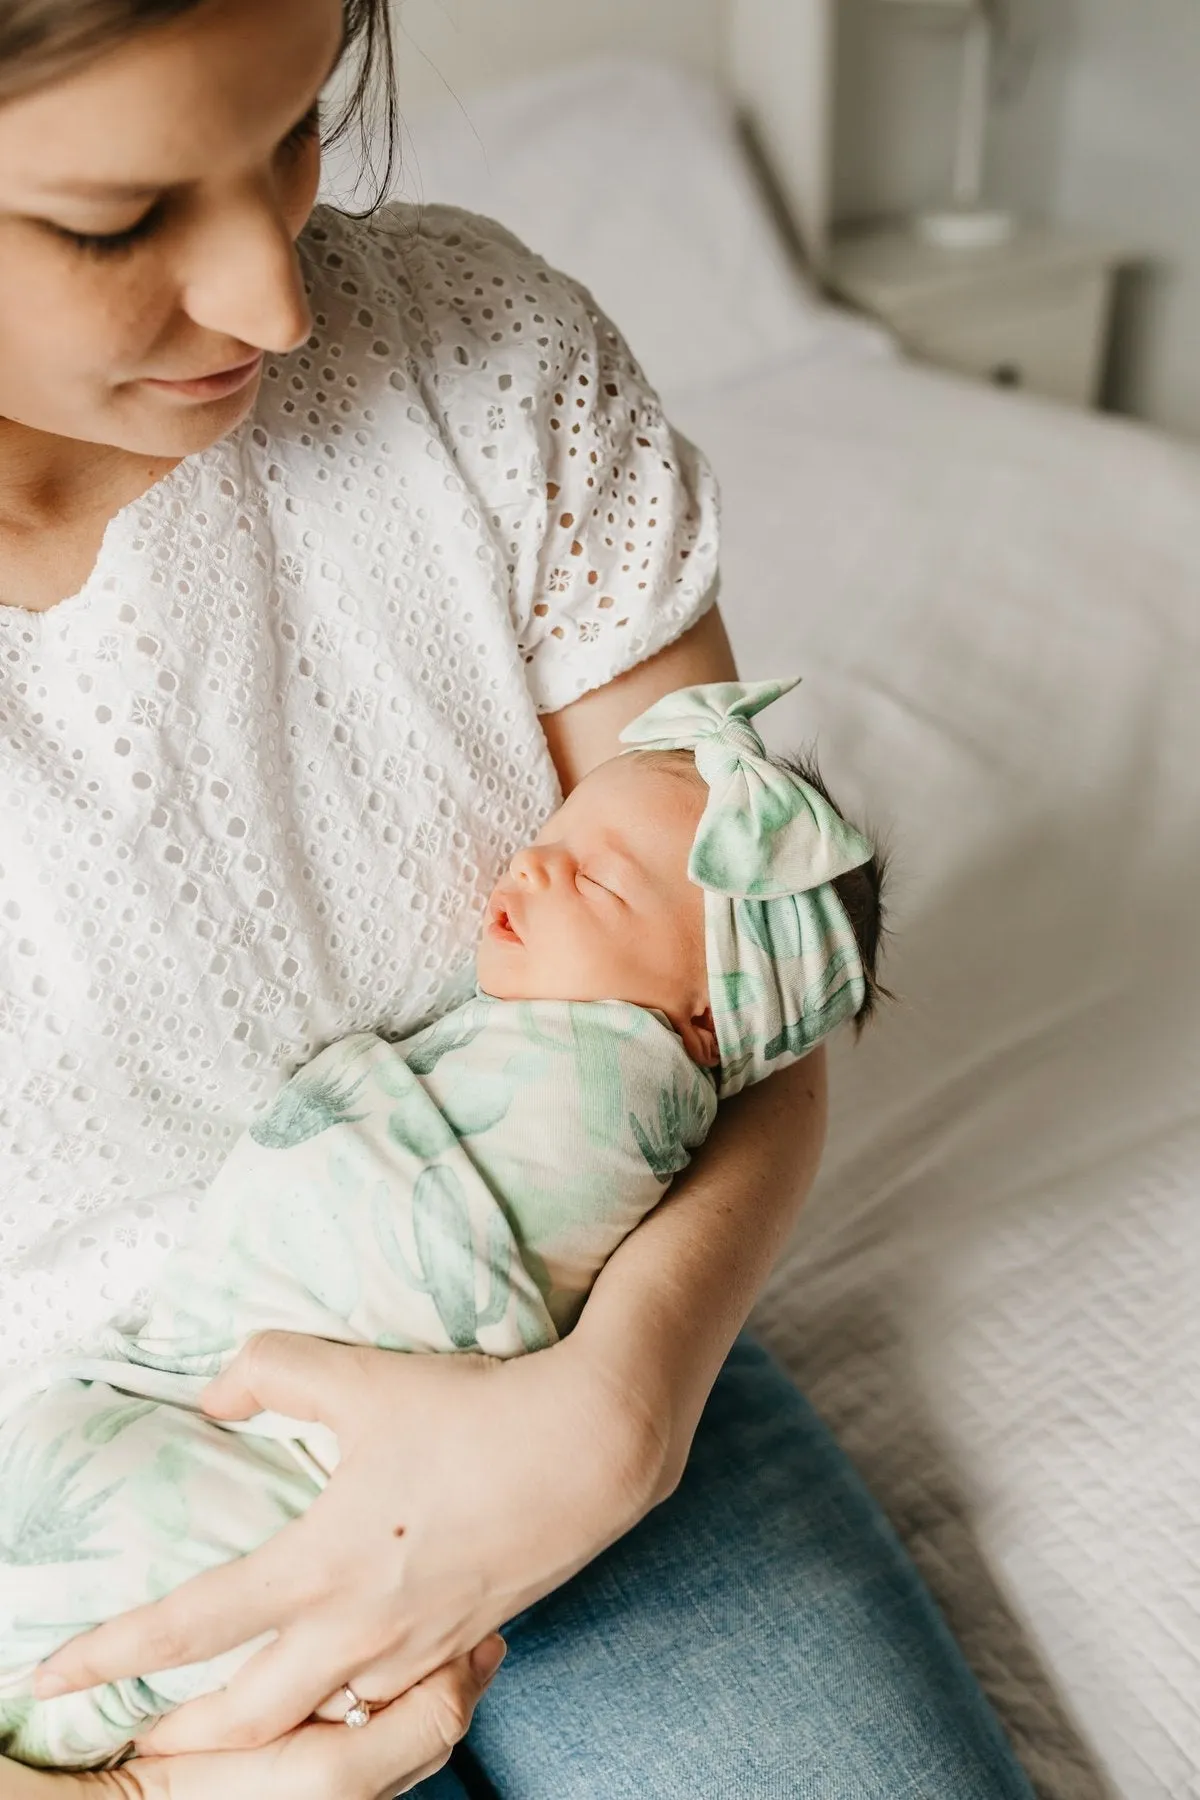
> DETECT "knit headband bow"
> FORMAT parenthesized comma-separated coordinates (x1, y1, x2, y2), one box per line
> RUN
(620, 679, 874, 1095)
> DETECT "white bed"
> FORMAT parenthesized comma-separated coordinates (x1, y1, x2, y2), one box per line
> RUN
(328, 19, 1200, 1797)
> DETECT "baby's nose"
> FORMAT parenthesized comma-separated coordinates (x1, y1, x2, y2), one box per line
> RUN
(510, 845, 553, 889)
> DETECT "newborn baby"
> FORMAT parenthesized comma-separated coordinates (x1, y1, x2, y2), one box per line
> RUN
(0, 679, 884, 1769)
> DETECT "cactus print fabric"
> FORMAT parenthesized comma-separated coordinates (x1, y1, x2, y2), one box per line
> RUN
(0, 995, 715, 1769)
(619, 680, 874, 1096)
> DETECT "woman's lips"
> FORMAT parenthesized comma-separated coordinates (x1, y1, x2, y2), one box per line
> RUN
(141, 353, 264, 403)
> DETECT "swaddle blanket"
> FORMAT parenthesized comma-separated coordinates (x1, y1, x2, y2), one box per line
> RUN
(0, 995, 716, 1768)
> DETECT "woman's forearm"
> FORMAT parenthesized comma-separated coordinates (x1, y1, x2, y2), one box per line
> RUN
(571, 1047, 828, 1497)
(0, 1761, 91, 1798)
(0, 1765, 39, 1799)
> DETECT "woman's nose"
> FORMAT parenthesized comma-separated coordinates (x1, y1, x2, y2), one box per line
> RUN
(180, 188, 312, 355)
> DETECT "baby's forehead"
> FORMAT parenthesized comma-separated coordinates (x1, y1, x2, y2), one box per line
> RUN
(573, 751, 701, 823)
(539, 753, 702, 867)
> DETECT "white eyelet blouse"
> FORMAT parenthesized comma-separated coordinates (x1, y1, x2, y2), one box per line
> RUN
(0, 203, 719, 1372)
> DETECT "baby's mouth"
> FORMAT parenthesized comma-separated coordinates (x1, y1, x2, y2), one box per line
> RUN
(487, 894, 523, 946)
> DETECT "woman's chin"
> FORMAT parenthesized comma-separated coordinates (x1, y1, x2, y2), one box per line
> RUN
(104, 381, 263, 459)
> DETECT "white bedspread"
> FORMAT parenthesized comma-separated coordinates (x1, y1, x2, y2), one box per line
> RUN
(666, 357, 1200, 1800)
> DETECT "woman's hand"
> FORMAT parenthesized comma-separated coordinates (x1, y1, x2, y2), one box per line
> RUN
(6, 1644, 500, 1800)
(35, 1332, 666, 1757)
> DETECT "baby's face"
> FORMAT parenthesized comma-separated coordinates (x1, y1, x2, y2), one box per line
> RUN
(477, 754, 718, 1067)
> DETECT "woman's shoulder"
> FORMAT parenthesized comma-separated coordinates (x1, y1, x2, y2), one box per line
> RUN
(297, 201, 608, 375)
(302, 198, 528, 283)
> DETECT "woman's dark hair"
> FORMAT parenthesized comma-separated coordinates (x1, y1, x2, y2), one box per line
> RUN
(0, 0, 398, 208)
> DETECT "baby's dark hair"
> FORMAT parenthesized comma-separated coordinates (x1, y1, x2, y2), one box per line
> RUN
(777, 751, 890, 1030)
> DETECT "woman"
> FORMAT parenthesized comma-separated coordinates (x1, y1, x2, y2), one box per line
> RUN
(0, 1, 1036, 1796)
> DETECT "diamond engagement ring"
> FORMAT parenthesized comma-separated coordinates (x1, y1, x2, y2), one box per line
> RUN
(341, 1686, 371, 1730)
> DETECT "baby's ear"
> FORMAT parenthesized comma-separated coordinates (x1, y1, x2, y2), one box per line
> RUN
(680, 1006, 720, 1069)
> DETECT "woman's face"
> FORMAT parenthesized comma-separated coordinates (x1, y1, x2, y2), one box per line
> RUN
(0, 0, 343, 460)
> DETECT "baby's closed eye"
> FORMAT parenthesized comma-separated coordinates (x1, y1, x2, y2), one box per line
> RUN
(576, 870, 620, 901)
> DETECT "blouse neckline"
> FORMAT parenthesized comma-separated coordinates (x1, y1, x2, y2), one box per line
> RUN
(0, 429, 227, 633)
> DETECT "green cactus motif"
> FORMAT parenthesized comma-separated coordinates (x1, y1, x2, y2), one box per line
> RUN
(375, 1330, 419, 1352)
(401, 1009, 489, 1077)
(711, 969, 762, 1014)
(691, 777, 800, 896)
(738, 895, 800, 960)
(371, 1171, 551, 1353)
(126, 1440, 194, 1548)
(519, 1002, 645, 1148)
(81, 1399, 158, 1447)
(0, 1699, 38, 1764)
(385, 1083, 455, 1159)
(0, 1424, 124, 1566)
(629, 1074, 715, 1182)
(249, 1065, 369, 1149)
(439, 1066, 519, 1139)
(764, 943, 862, 1061)
(718, 1049, 754, 1092)
(384, 1054, 522, 1156)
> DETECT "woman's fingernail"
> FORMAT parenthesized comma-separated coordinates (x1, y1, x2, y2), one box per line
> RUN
(34, 1671, 70, 1699)
(470, 1637, 507, 1686)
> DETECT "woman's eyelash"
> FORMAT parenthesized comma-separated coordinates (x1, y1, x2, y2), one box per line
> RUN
(53, 103, 322, 259)
(282, 103, 323, 155)
(56, 203, 166, 259)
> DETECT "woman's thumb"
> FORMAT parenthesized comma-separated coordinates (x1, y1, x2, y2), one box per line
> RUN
(469, 1636, 507, 1687)
(201, 1330, 358, 1426)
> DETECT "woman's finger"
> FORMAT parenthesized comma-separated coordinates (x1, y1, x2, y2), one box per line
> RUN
(87, 1643, 500, 1800)
(34, 1509, 320, 1697)
(313, 1641, 506, 1800)
(200, 1330, 373, 1426)
(135, 1610, 386, 1755)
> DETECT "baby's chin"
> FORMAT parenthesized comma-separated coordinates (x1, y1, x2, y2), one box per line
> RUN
(477, 973, 531, 1001)
(476, 946, 619, 1008)
(475, 940, 532, 1002)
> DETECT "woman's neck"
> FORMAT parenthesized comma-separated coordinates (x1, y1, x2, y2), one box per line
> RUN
(0, 415, 176, 531)
(0, 418, 182, 610)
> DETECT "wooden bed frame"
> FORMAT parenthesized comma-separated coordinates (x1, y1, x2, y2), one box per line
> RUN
(388, 0, 835, 270)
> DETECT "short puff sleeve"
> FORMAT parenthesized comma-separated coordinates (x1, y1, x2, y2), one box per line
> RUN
(407, 208, 721, 715)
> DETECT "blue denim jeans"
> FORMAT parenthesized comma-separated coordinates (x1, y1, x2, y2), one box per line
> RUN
(417, 1337, 1033, 1798)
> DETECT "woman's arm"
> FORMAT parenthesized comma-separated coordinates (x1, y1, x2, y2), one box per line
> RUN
(0, 1763, 67, 1799)
(539, 603, 735, 793)
(542, 601, 827, 1491)
(574, 1048, 826, 1496)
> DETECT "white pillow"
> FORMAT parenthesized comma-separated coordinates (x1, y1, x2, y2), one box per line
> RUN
(323, 57, 831, 396)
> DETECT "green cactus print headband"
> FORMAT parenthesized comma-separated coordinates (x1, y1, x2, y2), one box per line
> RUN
(619, 679, 875, 1097)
